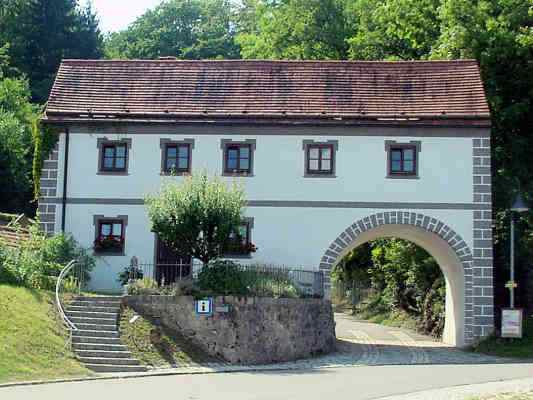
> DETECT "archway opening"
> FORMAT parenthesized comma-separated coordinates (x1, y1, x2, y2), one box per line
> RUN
(328, 224, 466, 347)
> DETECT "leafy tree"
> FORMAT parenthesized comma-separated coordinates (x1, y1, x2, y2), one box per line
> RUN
(430, 0, 533, 310)
(104, 0, 240, 60)
(145, 172, 246, 265)
(236, 0, 349, 59)
(346, 0, 441, 60)
(0, 72, 40, 214)
(0, 0, 103, 102)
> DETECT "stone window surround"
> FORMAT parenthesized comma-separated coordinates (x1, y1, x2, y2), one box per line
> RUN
(302, 140, 338, 178)
(223, 217, 255, 259)
(96, 138, 132, 175)
(160, 138, 195, 175)
(93, 214, 128, 256)
(220, 139, 256, 177)
(385, 140, 421, 179)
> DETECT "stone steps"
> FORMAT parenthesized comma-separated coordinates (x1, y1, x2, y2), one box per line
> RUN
(65, 295, 147, 373)
(67, 305, 120, 314)
(70, 300, 121, 308)
(73, 343, 128, 352)
(75, 323, 118, 332)
(72, 329, 119, 338)
(76, 349, 135, 359)
(67, 310, 119, 319)
(72, 336, 123, 345)
(83, 364, 147, 373)
(70, 317, 118, 326)
(77, 356, 141, 366)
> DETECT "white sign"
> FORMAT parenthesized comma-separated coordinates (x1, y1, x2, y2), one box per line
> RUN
(501, 308, 523, 338)
(195, 298, 213, 316)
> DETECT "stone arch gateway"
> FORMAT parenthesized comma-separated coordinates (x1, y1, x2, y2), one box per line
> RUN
(320, 211, 489, 348)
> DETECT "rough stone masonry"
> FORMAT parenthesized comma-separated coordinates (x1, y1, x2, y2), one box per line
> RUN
(123, 295, 336, 365)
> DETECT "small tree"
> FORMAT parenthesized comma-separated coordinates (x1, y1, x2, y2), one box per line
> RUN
(145, 172, 246, 265)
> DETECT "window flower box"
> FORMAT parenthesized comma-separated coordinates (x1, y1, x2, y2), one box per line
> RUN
(94, 235, 124, 254)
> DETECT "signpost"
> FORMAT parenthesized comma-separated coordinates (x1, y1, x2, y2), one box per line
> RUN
(195, 298, 213, 316)
(501, 308, 523, 338)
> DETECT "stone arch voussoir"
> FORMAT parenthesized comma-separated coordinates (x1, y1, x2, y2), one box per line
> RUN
(319, 210, 474, 346)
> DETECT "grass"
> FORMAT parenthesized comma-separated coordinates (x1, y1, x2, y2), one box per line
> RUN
(471, 318, 533, 359)
(119, 307, 220, 368)
(0, 284, 90, 383)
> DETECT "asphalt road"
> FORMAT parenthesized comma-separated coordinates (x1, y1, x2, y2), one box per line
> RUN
(3, 363, 533, 400)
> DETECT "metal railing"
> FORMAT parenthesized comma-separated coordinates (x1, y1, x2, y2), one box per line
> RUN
(55, 260, 83, 348)
(127, 260, 325, 298)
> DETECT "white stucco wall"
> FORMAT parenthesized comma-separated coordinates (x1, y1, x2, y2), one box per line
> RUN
(56, 131, 474, 204)
(63, 203, 474, 292)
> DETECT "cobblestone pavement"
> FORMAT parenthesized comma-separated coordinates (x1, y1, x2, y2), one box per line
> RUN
(133, 313, 510, 376)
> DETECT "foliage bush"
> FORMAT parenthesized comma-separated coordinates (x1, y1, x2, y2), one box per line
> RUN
(124, 261, 303, 298)
(126, 278, 160, 296)
(0, 223, 95, 290)
(117, 264, 144, 286)
(197, 260, 302, 298)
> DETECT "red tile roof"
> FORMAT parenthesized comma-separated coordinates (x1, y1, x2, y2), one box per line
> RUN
(44, 59, 490, 126)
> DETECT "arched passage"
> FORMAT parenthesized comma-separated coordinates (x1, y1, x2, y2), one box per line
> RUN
(319, 211, 473, 348)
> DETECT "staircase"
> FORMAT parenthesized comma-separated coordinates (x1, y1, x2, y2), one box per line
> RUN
(66, 296, 147, 373)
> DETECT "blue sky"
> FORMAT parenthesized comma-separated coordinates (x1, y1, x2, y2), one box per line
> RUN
(83, 0, 163, 33)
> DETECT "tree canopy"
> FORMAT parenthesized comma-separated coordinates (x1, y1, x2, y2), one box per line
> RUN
(145, 173, 247, 265)
(104, 0, 240, 60)
(0, 0, 104, 102)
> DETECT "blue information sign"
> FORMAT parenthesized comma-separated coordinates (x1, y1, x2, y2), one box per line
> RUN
(195, 298, 213, 316)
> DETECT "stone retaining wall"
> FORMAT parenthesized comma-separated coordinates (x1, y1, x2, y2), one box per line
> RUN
(123, 295, 336, 365)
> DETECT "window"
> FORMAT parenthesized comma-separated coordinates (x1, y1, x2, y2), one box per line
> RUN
(303, 140, 338, 177)
(385, 141, 421, 178)
(160, 138, 195, 175)
(164, 143, 191, 173)
(221, 140, 256, 176)
(390, 147, 416, 175)
(307, 144, 334, 174)
(223, 219, 255, 256)
(225, 144, 251, 174)
(102, 144, 127, 171)
(93, 215, 128, 255)
(97, 138, 131, 175)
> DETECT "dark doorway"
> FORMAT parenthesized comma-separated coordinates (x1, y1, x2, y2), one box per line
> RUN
(155, 237, 191, 285)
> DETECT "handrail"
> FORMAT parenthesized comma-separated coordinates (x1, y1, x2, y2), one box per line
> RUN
(55, 260, 79, 333)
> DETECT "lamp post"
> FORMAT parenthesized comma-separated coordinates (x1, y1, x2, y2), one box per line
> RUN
(509, 191, 529, 308)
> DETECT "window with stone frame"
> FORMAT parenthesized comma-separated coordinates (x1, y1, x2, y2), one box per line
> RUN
(224, 143, 252, 175)
(306, 144, 334, 175)
(223, 220, 256, 256)
(163, 143, 191, 174)
(93, 216, 127, 254)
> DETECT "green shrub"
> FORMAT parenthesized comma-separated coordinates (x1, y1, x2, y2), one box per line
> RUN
(126, 278, 159, 295)
(197, 260, 303, 298)
(117, 264, 144, 286)
(0, 222, 95, 290)
(197, 260, 249, 296)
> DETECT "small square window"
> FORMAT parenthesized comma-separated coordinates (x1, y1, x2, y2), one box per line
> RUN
(164, 143, 191, 174)
(224, 144, 252, 174)
(94, 219, 125, 254)
(99, 141, 129, 173)
(389, 146, 417, 175)
(307, 144, 334, 175)
(224, 221, 253, 256)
